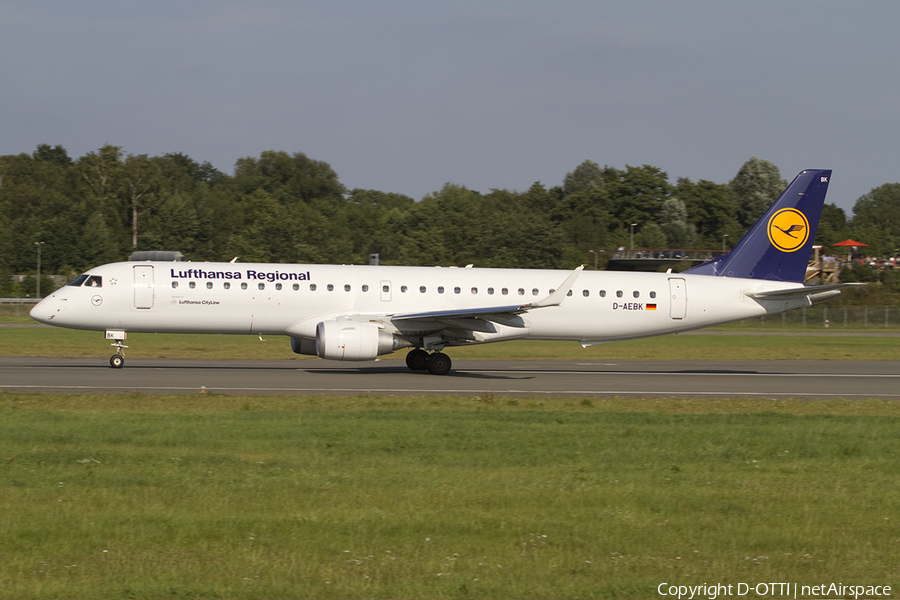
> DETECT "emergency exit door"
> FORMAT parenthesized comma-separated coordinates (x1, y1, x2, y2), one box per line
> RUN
(668, 277, 686, 319)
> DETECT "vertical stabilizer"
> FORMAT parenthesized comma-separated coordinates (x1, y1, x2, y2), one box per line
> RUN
(684, 169, 831, 282)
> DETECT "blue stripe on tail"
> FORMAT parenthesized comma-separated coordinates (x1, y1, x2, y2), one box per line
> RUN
(684, 169, 831, 282)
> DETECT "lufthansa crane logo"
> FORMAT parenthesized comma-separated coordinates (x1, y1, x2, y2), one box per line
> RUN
(767, 208, 809, 252)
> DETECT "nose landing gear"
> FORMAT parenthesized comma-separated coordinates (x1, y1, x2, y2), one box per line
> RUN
(106, 330, 127, 368)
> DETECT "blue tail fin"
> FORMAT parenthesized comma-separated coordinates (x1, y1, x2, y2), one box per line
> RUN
(684, 169, 831, 282)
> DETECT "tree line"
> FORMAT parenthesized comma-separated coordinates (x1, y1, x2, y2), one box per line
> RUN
(1, 144, 897, 298)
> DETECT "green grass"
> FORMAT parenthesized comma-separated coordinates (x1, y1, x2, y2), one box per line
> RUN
(1, 393, 899, 599)
(4, 325, 900, 361)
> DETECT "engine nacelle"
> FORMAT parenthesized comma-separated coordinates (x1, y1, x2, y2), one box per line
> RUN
(314, 320, 409, 361)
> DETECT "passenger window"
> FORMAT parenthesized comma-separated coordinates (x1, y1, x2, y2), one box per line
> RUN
(258, 283, 265, 290)
(311, 284, 317, 291)
(567, 290, 573, 296)
(327, 284, 334, 291)
(583, 289, 589, 297)
(241, 283, 248, 290)
(471, 287, 478, 294)
(518, 288, 525, 296)
(487, 287, 494, 295)
(275, 283, 282, 290)
(224, 282, 231, 290)
(502, 288, 508, 295)
(616, 290, 623, 298)
(206, 282, 213, 289)
(633, 291, 640, 298)
(419, 286, 426, 293)
(189, 282, 196, 289)
(454, 287, 461, 294)
(401, 285, 408, 293)
(344, 284, 351, 292)
(171, 281, 178, 289)
(438, 286, 444, 294)
(292, 283, 299, 291)
(362, 285, 369, 292)
(599, 290, 606, 297)
(382, 284, 389, 293)
(650, 291, 657, 298)
(532, 288, 539, 296)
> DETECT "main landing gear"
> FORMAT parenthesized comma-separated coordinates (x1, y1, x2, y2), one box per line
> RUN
(405, 348, 452, 375)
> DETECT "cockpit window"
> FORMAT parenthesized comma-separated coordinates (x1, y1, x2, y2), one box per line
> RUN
(67, 274, 90, 287)
(85, 275, 103, 288)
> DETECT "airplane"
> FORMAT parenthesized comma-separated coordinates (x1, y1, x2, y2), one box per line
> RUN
(30, 169, 859, 375)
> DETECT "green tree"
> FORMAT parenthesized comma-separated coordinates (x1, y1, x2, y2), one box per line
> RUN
(233, 150, 346, 204)
(397, 184, 483, 266)
(606, 165, 671, 230)
(635, 222, 668, 249)
(730, 157, 786, 231)
(480, 189, 565, 268)
(658, 197, 696, 248)
(563, 160, 605, 196)
(33, 144, 72, 167)
(674, 178, 739, 249)
(815, 203, 850, 247)
(851, 183, 900, 256)
(77, 145, 124, 223)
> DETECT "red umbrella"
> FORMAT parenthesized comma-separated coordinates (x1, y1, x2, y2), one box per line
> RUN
(831, 239, 868, 262)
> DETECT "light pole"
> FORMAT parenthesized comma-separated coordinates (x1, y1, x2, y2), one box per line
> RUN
(722, 234, 728, 252)
(630, 223, 637, 251)
(34, 241, 44, 299)
(588, 250, 598, 270)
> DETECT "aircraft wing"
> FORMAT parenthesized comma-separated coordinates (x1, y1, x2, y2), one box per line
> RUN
(387, 266, 584, 340)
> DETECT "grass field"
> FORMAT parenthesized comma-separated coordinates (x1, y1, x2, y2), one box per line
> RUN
(4, 325, 900, 362)
(4, 308, 900, 598)
(1, 395, 899, 599)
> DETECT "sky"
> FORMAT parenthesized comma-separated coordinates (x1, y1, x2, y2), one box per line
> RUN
(3, 1, 899, 214)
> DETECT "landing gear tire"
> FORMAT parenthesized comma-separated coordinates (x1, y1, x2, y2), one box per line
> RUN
(426, 352, 452, 375)
(109, 355, 125, 369)
(406, 348, 429, 371)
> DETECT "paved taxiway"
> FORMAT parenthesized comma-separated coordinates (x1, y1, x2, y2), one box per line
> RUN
(1, 357, 898, 398)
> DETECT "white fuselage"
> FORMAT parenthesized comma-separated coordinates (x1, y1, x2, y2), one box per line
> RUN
(31, 261, 806, 347)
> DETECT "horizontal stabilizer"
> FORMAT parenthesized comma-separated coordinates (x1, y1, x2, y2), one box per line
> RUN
(745, 282, 865, 300)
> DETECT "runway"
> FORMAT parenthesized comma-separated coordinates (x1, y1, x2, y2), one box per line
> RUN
(1, 357, 898, 398)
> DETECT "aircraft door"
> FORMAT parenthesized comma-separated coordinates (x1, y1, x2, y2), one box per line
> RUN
(380, 281, 391, 302)
(668, 277, 686, 319)
(134, 265, 154, 309)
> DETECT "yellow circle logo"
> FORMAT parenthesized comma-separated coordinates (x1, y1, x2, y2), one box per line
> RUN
(767, 208, 809, 252)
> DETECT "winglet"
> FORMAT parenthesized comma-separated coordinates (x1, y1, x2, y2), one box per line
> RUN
(523, 265, 584, 309)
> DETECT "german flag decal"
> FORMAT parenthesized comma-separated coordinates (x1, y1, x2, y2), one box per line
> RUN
(647, 304, 657, 310)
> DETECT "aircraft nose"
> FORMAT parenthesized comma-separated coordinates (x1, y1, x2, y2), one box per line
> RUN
(30, 296, 57, 324)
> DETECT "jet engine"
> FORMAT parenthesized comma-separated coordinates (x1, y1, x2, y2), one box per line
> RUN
(312, 320, 409, 361)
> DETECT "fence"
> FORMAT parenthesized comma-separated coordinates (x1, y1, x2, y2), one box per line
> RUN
(0, 298, 39, 317)
(737, 305, 899, 329)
